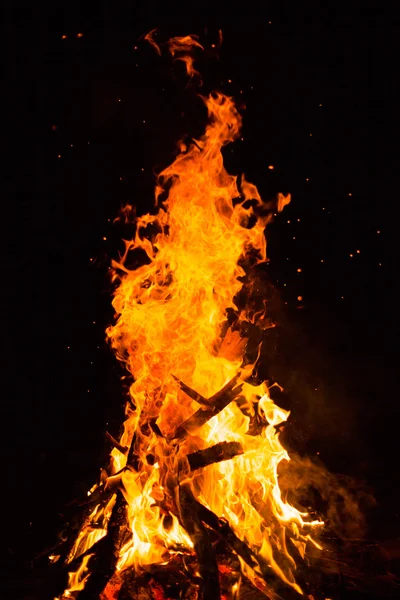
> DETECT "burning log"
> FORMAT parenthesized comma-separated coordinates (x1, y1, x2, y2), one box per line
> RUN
(185, 492, 301, 600)
(126, 431, 139, 471)
(187, 440, 243, 471)
(178, 484, 221, 600)
(172, 374, 243, 440)
(77, 491, 127, 600)
(105, 431, 129, 455)
(65, 535, 107, 573)
(172, 374, 213, 407)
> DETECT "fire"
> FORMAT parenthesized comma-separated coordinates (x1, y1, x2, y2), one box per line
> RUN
(61, 34, 322, 599)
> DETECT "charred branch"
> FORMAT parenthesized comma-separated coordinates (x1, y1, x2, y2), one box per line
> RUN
(77, 491, 127, 600)
(105, 431, 128, 455)
(187, 441, 243, 471)
(192, 498, 259, 570)
(178, 484, 221, 600)
(127, 432, 139, 471)
(172, 374, 243, 440)
(171, 374, 213, 407)
(188, 493, 301, 600)
(65, 535, 107, 572)
(149, 418, 164, 438)
(77, 485, 113, 510)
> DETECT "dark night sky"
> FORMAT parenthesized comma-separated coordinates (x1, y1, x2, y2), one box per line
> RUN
(2, 2, 399, 597)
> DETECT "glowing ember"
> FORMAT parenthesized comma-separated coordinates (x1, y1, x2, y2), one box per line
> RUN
(60, 34, 322, 599)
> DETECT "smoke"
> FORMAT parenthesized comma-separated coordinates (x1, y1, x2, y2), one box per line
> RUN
(279, 453, 376, 541)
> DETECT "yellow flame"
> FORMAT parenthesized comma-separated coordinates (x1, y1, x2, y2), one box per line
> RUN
(65, 553, 93, 596)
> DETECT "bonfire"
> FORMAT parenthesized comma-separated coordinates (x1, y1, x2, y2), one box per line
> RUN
(56, 33, 323, 600)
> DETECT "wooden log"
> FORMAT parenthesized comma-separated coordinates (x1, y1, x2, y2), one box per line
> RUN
(77, 491, 127, 599)
(192, 499, 260, 571)
(172, 374, 243, 440)
(187, 441, 243, 471)
(188, 495, 301, 600)
(178, 484, 221, 600)
(149, 418, 164, 438)
(171, 374, 213, 407)
(105, 431, 129, 455)
(65, 535, 107, 572)
(127, 432, 139, 471)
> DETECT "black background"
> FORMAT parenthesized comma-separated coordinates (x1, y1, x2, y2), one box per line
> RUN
(3, 2, 399, 598)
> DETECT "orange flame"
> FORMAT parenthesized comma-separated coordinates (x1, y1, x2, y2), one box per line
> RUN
(144, 30, 204, 80)
(62, 34, 322, 598)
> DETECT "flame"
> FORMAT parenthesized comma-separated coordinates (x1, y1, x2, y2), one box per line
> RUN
(62, 34, 322, 598)
(144, 30, 204, 80)
(64, 554, 94, 597)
